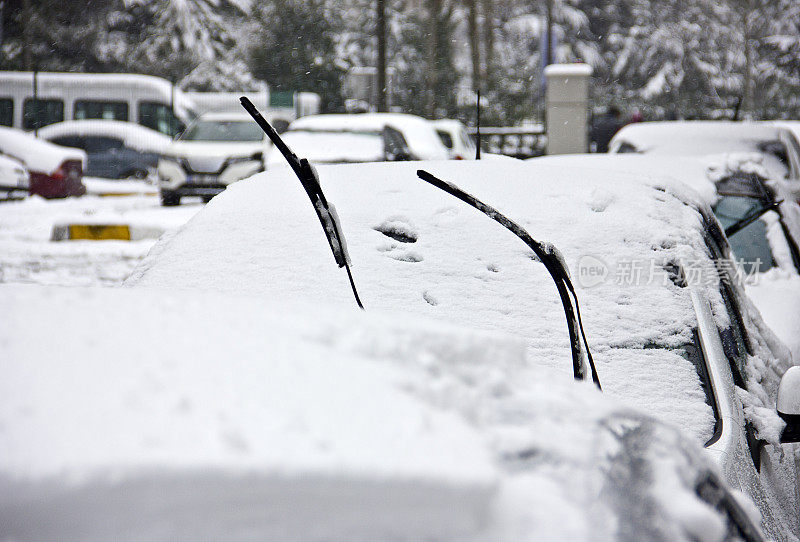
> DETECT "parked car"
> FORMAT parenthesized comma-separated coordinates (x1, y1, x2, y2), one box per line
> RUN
(603, 123, 800, 363)
(128, 158, 799, 540)
(0, 126, 85, 198)
(608, 121, 800, 185)
(432, 119, 477, 160)
(0, 153, 29, 197)
(0, 284, 769, 541)
(267, 113, 448, 168)
(38, 120, 171, 180)
(157, 111, 265, 206)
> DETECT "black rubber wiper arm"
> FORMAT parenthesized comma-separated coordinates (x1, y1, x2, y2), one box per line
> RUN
(240, 97, 364, 309)
(417, 169, 601, 389)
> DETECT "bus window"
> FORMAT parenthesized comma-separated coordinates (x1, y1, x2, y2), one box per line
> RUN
(138, 101, 184, 137)
(23, 98, 64, 130)
(0, 99, 12, 127)
(74, 100, 129, 121)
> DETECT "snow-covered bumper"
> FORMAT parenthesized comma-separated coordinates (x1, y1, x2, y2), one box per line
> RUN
(157, 155, 263, 198)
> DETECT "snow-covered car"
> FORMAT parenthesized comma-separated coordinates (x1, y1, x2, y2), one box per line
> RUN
(265, 129, 389, 167)
(609, 121, 800, 185)
(433, 118, 477, 160)
(0, 126, 86, 198)
(38, 120, 171, 180)
(0, 153, 29, 197)
(278, 112, 450, 164)
(126, 159, 800, 540)
(604, 124, 800, 363)
(0, 285, 769, 541)
(157, 111, 265, 206)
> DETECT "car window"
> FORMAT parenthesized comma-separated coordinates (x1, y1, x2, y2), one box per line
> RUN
(459, 129, 475, 150)
(74, 100, 129, 121)
(50, 135, 85, 149)
(83, 136, 124, 153)
(0, 98, 12, 127)
(436, 129, 454, 149)
(180, 120, 264, 142)
(138, 101, 184, 137)
(713, 196, 775, 274)
(23, 98, 64, 130)
(615, 141, 639, 153)
(701, 222, 753, 387)
(383, 125, 412, 160)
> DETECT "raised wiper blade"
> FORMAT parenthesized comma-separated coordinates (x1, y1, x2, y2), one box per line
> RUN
(240, 97, 363, 309)
(724, 200, 782, 238)
(417, 169, 601, 389)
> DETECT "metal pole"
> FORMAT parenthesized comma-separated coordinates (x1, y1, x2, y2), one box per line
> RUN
(545, 0, 553, 68)
(376, 0, 388, 112)
(32, 69, 38, 136)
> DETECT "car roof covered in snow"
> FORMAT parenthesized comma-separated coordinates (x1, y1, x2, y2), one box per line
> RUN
(129, 159, 740, 444)
(610, 121, 784, 156)
(266, 130, 385, 166)
(288, 113, 449, 160)
(0, 126, 86, 173)
(37, 120, 173, 154)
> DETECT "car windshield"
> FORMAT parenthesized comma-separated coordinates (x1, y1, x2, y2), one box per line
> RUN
(181, 120, 264, 142)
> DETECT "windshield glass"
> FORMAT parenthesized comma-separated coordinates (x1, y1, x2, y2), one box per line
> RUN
(181, 120, 264, 142)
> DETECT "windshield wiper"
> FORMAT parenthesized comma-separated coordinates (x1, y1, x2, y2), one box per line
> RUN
(417, 169, 601, 389)
(240, 97, 364, 309)
(724, 200, 782, 238)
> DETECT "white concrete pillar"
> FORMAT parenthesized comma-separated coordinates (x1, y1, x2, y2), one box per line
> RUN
(544, 63, 592, 155)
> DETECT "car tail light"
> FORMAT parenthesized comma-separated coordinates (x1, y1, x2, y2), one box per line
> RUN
(52, 160, 83, 182)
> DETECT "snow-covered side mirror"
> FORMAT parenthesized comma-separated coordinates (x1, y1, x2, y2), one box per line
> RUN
(777, 366, 800, 443)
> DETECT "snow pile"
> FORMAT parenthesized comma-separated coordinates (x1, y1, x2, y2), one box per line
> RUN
(0, 194, 200, 286)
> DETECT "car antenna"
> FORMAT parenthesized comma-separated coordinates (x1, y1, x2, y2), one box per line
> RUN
(240, 97, 364, 309)
(475, 90, 481, 160)
(417, 169, 601, 389)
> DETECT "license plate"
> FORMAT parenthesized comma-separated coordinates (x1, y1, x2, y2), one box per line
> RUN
(186, 174, 218, 184)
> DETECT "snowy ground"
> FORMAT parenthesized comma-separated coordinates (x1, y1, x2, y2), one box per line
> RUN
(0, 190, 201, 287)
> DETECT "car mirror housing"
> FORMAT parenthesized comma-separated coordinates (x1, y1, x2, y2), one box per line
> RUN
(777, 366, 800, 443)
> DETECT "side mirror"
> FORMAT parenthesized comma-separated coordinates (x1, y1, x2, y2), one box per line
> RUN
(777, 366, 800, 443)
(251, 151, 263, 162)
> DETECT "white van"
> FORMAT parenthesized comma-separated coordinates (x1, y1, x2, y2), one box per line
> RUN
(0, 72, 198, 137)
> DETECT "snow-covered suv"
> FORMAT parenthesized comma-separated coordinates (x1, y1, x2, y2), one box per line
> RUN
(157, 112, 265, 206)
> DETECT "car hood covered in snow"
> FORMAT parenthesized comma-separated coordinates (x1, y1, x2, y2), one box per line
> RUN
(130, 160, 789, 444)
(1, 285, 734, 541)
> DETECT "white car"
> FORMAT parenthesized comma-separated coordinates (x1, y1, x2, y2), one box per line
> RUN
(157, 111, 265, 206)
(127, 159, 799, 540)
(0, 153, 29, 196)
(0, 126, 86, 198)
(432, 119, 477, 160)
(273, 112, 449, 166)
(0, 284, 769, 541)
(605, 122, 800, 363)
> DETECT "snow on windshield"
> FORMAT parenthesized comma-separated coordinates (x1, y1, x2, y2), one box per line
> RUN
(181, 120, 264, 142)
(129, 160, 720, 444)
